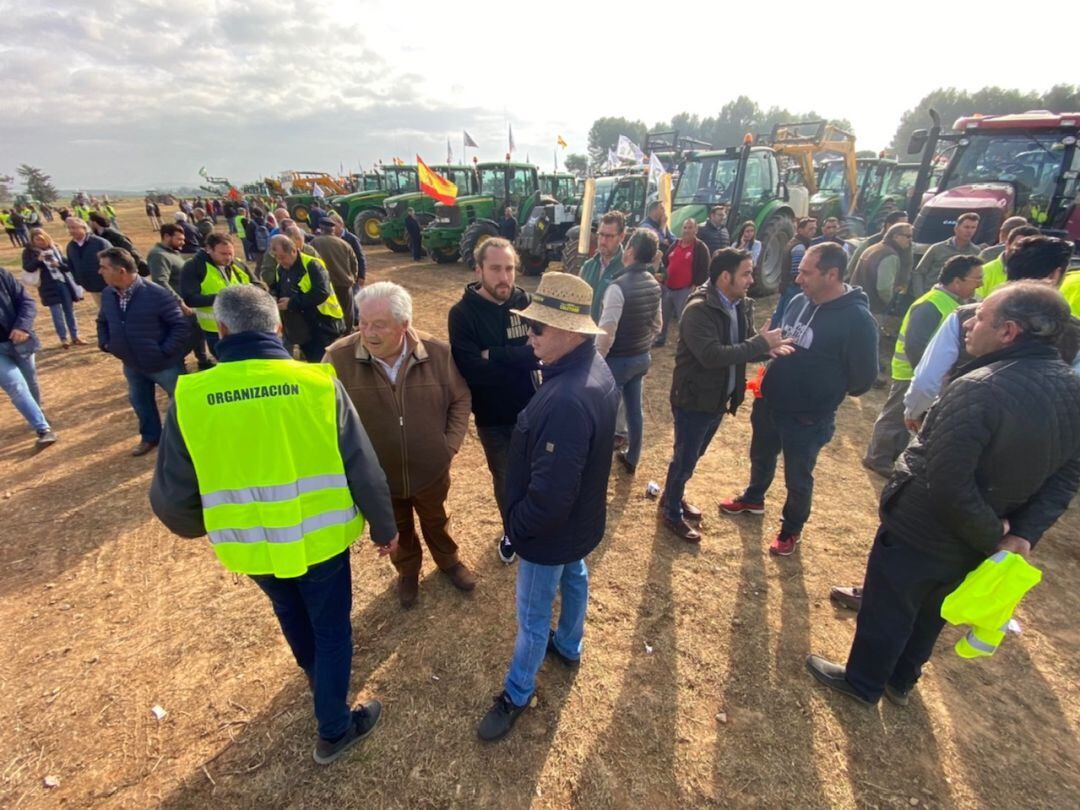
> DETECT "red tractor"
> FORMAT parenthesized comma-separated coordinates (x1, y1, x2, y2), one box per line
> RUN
(906, 110, 1080, 258)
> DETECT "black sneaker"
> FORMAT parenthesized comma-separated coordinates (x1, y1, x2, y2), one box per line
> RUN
(477, 690, 528, 742)
(312, 700, 382, 765)
(884, 683, 911, 707)
(35, 430, 58, 448)
(497, 534, 517, 565)
(546, 630, 580, 669)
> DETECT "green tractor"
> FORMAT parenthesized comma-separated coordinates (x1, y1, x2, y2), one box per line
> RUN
(808, 157, 901, 237)
(669, 141, 798, 293)
(330, 166, 419, 245)
(560, 171, 651, 275)
(513, 176, 583, 274)
(378, 165, 479, 253)
(421, 162, 540, 268)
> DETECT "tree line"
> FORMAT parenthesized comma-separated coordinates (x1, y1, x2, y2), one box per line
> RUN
(567, 85, 1080, 172)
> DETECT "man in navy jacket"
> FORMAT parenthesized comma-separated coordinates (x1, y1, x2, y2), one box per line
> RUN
(65, 217, 112, 310)
(96, 248, 190, 456)
(477, 272, 618, 742)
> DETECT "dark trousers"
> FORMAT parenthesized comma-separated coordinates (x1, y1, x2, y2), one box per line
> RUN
(299, 333, 334, 363)
(477, 423, 515, 532)
(122, 364, 180, 443)
(662, 405, 724, 522)
(742, 398, 835, 534)
(864, 379, 911, 472)
(407, 232, 423, 261)
(250, 550, 353, 741)
(390, 469, 460, 577)
(205, 331, 220, 357)
(333, 284, 356, 332)
(845, 528, 970, 701)
(186, 316, 211, 364)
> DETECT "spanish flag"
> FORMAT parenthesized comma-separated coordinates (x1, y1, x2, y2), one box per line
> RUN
(417, 155, 458, 205)
(557, 135, 568, 148)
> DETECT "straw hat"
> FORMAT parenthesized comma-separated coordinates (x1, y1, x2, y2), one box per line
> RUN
(511, 272, 605, 335)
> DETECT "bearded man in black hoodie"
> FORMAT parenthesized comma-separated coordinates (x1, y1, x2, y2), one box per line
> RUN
(447, 238, 538, 565)
(721, 242, 879, 556)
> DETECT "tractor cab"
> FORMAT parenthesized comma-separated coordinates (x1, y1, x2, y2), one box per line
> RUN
(906, 110, 1080, 253)
(379, 165, 478, 253)
(540, 172, 579, 205)
(330, 165, 419, 245)
(670, 140, 796, 294)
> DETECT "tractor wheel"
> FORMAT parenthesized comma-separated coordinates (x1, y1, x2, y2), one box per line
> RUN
(383, 235, 409, 253)
(520, 251, 549, 276)
(429, 246, 460, 264)
(459, 221, 500, 271)
(290, 204, 310, 224)
(354, 210, 383, 245)
(753, 212, 796, 295)
(561, 226, 592, 275)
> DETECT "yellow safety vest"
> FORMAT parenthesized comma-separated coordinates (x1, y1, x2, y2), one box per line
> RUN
(891, 287, 960, 381)
(940, 550, 1042, 658)
(292, 252, 344, 320)
(233, 215, 247, 239)
(196, 260, 252, 333)
(0, 212, 9, 229)
(1061, 270, 1080, 318)
(174, 358, 364, 577)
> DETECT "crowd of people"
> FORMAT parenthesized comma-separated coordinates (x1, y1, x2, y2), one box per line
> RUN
(2, 198, 1079, 767)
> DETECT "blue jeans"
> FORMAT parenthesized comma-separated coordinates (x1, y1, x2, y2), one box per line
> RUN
(250, 550, 354, 740)
(504, 558, 589, 707)
(657, 285, 692, 344)
(0, 343, 48, 432)
(48, 283, 79, 341)
(605, 352, 651, 466)
(662, 406, 724, 522)
(742, 398, 836, 534)
(123, 364, 180, 443)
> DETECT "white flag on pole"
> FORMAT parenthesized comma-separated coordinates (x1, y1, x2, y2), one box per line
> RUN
(649, 152, 666, 186)
(616, 135, 644, 164)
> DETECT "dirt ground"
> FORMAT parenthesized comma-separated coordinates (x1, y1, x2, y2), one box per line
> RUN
(1, 200, 1078, 809)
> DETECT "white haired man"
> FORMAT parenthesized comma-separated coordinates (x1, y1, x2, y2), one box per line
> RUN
(324, 281, 475, 608)
(150, 284, 398, 765)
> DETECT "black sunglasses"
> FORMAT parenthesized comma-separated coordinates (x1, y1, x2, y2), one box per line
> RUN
(524, 319, 545, 335)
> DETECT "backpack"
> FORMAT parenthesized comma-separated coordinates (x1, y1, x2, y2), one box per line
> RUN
(253, 222, 270, 252)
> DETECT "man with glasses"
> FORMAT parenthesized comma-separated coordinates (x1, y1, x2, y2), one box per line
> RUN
(578, 211, 626, 319)
(832, 255, 985, 610)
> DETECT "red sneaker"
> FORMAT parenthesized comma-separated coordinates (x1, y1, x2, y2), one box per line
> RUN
(719, 497, 765, 516)
(769, 530, 801, 556)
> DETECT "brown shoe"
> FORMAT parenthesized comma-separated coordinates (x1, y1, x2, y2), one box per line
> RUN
(662, 516, 701, 543)
(71, 337, 88, 346)
(659, 495, 702, 520)
(445, 563, 477, 592)
(397, 574, 419, 609)
(131, 441, 158, 457)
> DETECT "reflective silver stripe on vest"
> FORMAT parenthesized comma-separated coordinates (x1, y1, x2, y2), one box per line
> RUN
(988, 550, 1009, 564)
(209, 505, 359, 545)
(964, 631, 997, 654)
(201, 474, 349, 509)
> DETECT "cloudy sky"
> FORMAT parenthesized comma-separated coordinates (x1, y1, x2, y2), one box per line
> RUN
(3, 0, 1075, 190)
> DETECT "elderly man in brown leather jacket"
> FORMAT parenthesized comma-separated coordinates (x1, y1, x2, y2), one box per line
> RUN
(324, 281, 474, 608)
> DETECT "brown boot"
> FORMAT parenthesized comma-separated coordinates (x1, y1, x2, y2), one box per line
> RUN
(444, 563, 477, 592)
(397, 574, 419, 609)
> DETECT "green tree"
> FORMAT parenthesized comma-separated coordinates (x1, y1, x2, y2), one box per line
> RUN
(889, 85, 1080, 156)
(587, 116, 648, 165)
(564, 153, 589, 175)
(0, 174, 13, 203)
(17, 164, 59, 203)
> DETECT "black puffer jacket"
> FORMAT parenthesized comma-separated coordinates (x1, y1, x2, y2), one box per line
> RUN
(881, 340, 1080, 566)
